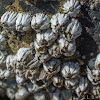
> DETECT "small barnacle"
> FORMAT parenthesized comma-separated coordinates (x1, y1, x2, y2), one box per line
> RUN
(61, 62, 80, 79)
(31, 13, 50, 32)
(63, 0, 81, 17)
(65, 18, 82, 41)
(58, 35, 76, 57)
(95, 53, 100, 70)
(4, 70, 14, 79)
(48, 43, 61, 58)
(52, 75, 63, 88)
(50, 13, 69, 32)
(0, 34, 7, 50)
(43, 58, 61, 75)
(75, 77, 89, 97)
(1, 11, 11, 28)
(16, 13, 31, 32)
(15, 87, 29, 100)
(65, 77, 79, 89)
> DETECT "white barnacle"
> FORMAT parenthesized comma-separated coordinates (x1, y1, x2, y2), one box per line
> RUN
(0, 34, 7, 50)
(65, 18, 82, 40)
(43, 58, 61, 75)
(1, 11, 11, 28)
(16, 13, 31, 32)
(58, 35, 76, 57)
(34, 29, 58, 50)
(61, 62, 80, 79)
(31, 13, 50, 32)
(63, 0, 81, 17)
(75, 77, 89, 97)
(50, 13, 69, 32)
(95, 53, 100, 70)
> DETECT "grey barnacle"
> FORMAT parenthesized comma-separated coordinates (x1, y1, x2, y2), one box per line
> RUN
(63, 0, 81, 17)
(61, 62, 80, 79)
(50, 13, 69, 33)
(75, 77, 89, 97)
(16, 13, 31, 32)
(58, 35, 76, 57)
(43, 58, 61, 75)
(31, 13, 50, 32)
(95, 53, 100, 70)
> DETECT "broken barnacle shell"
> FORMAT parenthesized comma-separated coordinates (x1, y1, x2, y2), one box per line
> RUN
(0, 34, 7, 50)
(34, 29, 58, 50)
(52, 75, 63, 88)
(43, 58, 61, 76)
(63, 0, 81, 17)
(15, 87, 29, 100)
(1, 11, 11, 28)
(58, 34, 76, 57)
(31, 13, 50, 32)
(16, 13, 31, 32)
(95, 53, 100, 70)
(61, 62, 80, 79)
(75, 77, 89, 97)
(50, 13, 69, 32)
(87, 65, 100, 85)
(65, 77, 79, 89)
(65, 18, 82, 41)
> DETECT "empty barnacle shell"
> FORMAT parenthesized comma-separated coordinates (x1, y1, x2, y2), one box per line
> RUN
(63, 0, 81, 17)
(65, 18, 82, 41)
(61, 62, 80, 79)
(52, 75, 63, 87)
(48, 43, 61, 58)
(95, 53, 100, 70)
(15, 87, 29, 100)
(34, 29, 58, 49)
(16, 13, 31, 32)
(50, 13, 69, 32)
(0, 34, 7, 50)
(58, 35, 76, 57)
(31, 13, 50, 32)
(87, 66, 100, 85)
(0, 50, 7, 68)
(65, 77, 79, 89)
(1, 11, 11, 28)
(43, 58, 61, 75)
(75, 77, 89, 97)
(6, 88, 16, 100)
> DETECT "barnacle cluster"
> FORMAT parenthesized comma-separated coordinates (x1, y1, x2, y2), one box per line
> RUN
(0, 0, 100, 100)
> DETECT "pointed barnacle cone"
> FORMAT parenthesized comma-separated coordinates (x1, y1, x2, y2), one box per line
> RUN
(43, 58, 61, 76)
(75, 77, 89, 98)
(61, 62, 80, 79)
(63, 0, 81, 17)
(52, 75, 63, 88)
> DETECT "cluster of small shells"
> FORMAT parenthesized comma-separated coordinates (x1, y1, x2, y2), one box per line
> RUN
(0, 0, 100, 100)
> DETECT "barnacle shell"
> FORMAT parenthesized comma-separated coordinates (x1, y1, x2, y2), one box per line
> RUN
(61, 62, 80, 79)
(65, 77, 79, 89)
(48, 43, 61, 58)
(4, 70, 14, 79)
(95, 53, 100, 70)
(31, 13, 50, 32)
(50, 13, 69, 32)
(75, 77, 89, 97)
(15, 87, 29, 100)
(65, 18, 82, 41)
(0, 34, 7, 50)
(34, 29, 58, 50)
(16, 13, 31, 32)
(43, 58, 61, 75)
(63, 0, 81, 17)
(52, 75, 63, 87)
(58, 35, 76, 57)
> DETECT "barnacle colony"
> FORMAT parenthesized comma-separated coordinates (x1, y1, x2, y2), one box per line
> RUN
(0, 0, 100, 100)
